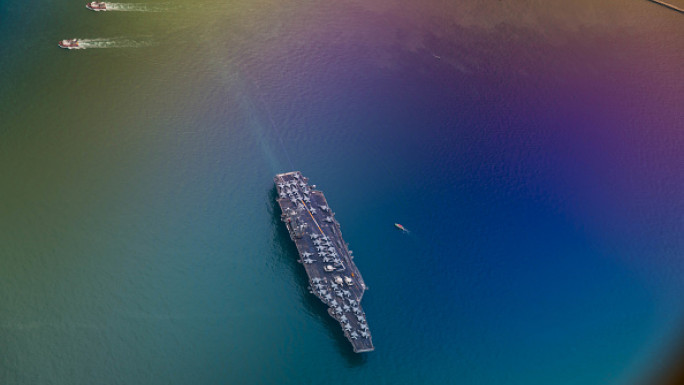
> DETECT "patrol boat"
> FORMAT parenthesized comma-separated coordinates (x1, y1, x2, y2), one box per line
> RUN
(86, 1, 107, 11)
(58, 39, 81, 49)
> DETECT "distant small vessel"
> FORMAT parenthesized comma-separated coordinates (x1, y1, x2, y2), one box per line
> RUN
(58, 39, 81, 49)
(394, 223, 408, 232)
(86, 1, 107, 11)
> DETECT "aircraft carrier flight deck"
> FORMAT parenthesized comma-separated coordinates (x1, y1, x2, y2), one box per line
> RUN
(274, 171, 374, 353)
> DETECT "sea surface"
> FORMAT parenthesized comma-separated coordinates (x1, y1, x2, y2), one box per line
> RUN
(0, 0, 682, 384)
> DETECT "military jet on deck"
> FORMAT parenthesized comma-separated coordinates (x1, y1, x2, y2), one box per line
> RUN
(301, 252, 313, 258)
(310, 233, 320, 239)
(312, 277, 322, 284)
(303, 257, 315, 264)
(360, 330, 370, 338)
(350, 331, 359, 339)
(344, 323, 352, 332)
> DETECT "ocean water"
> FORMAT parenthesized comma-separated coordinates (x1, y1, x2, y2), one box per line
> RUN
(0, 0, 682, 384)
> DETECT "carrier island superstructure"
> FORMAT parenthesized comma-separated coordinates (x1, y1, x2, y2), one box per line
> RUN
(274, 171, 374, 353)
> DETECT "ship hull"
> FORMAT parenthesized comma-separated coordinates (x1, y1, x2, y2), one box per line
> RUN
(86, 3, 107, 10)
(275, 171, 374, 353)
(58, 41, 81, 49)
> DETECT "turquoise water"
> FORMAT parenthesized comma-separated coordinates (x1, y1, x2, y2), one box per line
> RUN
(1, 0, 683, 384)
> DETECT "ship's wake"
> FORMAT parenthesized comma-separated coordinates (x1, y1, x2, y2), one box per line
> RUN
(105, 2, 173, 12)
(76, 38, 153, 49)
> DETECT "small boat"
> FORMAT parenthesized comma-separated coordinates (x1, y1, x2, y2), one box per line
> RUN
(58, 39, 80, 49)
(86, 1, 107, 11)
(394, 223, 408, 232)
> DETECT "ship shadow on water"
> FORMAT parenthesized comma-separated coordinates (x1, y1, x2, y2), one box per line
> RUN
(268, 187, 366, 367)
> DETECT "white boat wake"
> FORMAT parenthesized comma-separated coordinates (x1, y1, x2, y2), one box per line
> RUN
(105, 2, 172, 12)
(75, 38, 153, 49)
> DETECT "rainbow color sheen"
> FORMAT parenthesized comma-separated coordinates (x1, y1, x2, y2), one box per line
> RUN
(0, 0, 682, 384)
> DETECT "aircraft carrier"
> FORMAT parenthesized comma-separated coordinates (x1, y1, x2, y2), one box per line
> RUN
(274, 171, 374, 353)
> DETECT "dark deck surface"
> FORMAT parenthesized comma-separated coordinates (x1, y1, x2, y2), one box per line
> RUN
(275, 171, 374, 353)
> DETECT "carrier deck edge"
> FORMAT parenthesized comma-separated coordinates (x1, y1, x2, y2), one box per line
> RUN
(274, 171, 374, 353)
